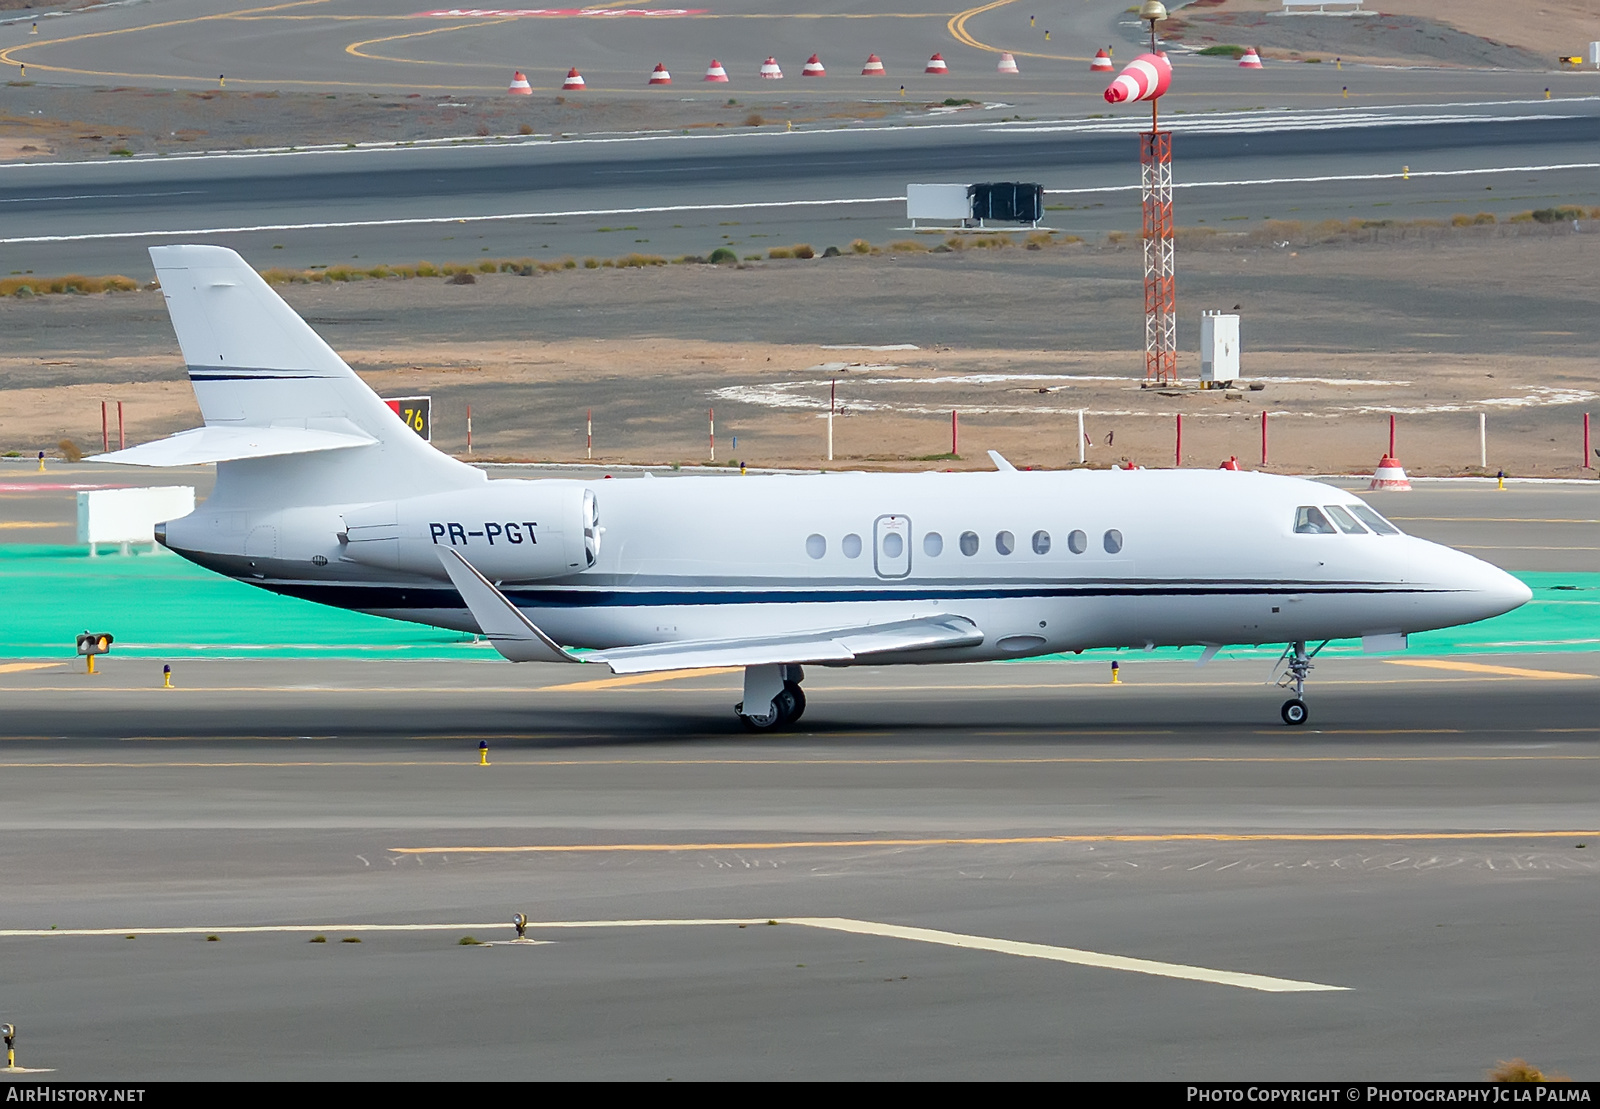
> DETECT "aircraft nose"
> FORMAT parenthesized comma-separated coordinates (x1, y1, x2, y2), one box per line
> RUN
(1434, 543, 1531, 620)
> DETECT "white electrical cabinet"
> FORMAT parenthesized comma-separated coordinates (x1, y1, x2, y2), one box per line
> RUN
(1200, 310, 1241, 387)
(77, 485, 195, 555)
(906, 184, 972, 227)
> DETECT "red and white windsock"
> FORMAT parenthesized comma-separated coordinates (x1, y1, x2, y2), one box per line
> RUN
(703, 59, 729, 82)
(1090, 48, 1113, 72)
(925, 52, 948, 74)
(508, 70, 532, 95)
(1238, 46, 1263, 69)
(561, 67, 586, 90)
(648, 63, 672, 85)
(861, 52, 886, 75)
(760, 56, 783, 79)
(997, 51, 1019, 74)
(1103, 51, 1171, 104)
(1368, 455, 1412, 491)
(802, 53, 825, 77)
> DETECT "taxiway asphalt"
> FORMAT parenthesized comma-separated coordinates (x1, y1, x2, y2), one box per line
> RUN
(0, 653, 1595, 1079)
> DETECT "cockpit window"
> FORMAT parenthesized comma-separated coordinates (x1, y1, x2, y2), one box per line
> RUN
(1293, 506, 1337, 534)
(1322, 505, 1367, 534)
(1347, 504, 1401, 535)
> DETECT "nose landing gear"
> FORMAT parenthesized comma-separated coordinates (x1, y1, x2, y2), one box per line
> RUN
(1274, 640, 1325, 726)
(736, 664, 807, 730)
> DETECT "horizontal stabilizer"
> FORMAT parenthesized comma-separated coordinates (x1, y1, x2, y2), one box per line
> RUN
(90, 423, 377, 467)
(437, 547, 583, 665)
(587, 614, 985, 674)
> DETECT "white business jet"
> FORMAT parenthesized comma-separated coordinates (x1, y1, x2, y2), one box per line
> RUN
(95, 246, 1530, 728)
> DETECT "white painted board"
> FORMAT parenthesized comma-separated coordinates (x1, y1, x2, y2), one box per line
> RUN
(907, 184, 971, 222)
(77, 486, 196, 545)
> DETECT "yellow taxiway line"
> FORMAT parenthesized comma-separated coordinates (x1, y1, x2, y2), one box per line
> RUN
(390, 831, 1598, 854)
(1383, 659, 1595, 680)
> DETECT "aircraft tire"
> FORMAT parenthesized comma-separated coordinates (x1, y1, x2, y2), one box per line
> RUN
(779, 682, 806, 725)
(737, 685, 800, 731)
(1281, 698, 1308, 726)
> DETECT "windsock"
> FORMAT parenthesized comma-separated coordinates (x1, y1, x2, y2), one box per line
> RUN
(648, 63, 672, 85)
(997, 52, 1019, 74)
(760, 56, 783, 79)
(861, 53, 886, 76)
(508, 71, 533, 95)
(1090, 48, 1113, 72)
(1103, 51, 1171, 104)
(561, 67, 586, 90)
(802, 53, 825, 77)
(1238, 46, 1263, 68)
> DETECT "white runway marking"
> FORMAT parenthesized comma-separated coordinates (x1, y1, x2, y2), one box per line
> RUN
(0, 917, 1347, 992)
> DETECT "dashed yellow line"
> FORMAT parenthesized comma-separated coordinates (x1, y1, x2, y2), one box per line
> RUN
(1384, 659, 1595, 681)
(392, 830, 1600, 854)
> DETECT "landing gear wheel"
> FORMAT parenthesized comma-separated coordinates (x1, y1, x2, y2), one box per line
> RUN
(1281, 698, 1308, 726)
(778, 681, 806, 725)
(736, 685, 800, 731)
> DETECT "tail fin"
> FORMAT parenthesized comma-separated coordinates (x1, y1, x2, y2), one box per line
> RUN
(147, 245, 479, 501)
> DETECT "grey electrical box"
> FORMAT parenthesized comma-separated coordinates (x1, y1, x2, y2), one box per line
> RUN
(1200, 310, 1240, 387)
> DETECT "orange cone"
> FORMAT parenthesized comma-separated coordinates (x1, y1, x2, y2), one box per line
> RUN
(861, 53, 886, 76)
(1238, 47, 1263, 69)
(1090, 48, 1113, 72)
(703, 59, 729, 82)
(1368, 455, 1412, 491)
(508, 71, 532, 95)
(561, 67, 585, 90)
(925, 52, 948, 74)
(1219, 456, 1242, 470)
(997, 52, 1019, 74)
(802, 53, 825, 77)
(648, 63, 672, 85)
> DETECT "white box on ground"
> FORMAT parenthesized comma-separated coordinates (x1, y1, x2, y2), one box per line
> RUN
(906, 184, 971, 225)
(1199, 310, 1241, 385)
(1592, 41, 1599, 67)
(77, 486, 195, 554)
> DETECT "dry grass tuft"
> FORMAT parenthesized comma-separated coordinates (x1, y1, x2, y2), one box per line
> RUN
(1489, 1058, 1569, 1082)
(888, 240, 929, 253)
(614, 253, 667, 268)
(743, 112, 764, 127)
(58, 439, 83, 463)
(3, 274, 138, 297)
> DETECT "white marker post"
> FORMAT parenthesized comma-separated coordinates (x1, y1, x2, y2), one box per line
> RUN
(828, 379, 835, 462)
(467, 404, 473, 454)
(709, 407, 715, 462)
(1479, 412, 1486, 469)
(1078, 409, 1086, 464)
(587, 409, 592, 461)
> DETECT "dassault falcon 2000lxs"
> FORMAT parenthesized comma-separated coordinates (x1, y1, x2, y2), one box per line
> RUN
(94, 245, 1530, 729)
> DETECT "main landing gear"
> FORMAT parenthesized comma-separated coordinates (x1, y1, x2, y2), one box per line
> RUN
(1274, 640, 1326, 726)
(736, 664, 806, 731)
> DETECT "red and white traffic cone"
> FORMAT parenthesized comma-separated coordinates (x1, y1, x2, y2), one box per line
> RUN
(703, 59, 729, 82)
(561, 67, 586, 90)
(1090, 48, 1113, 72)
(861, 53, 886, 76)
(759, 56, 783, 79)
(648, 62, 672, 85)
(508, 71, 532, 95)
(1219, 456, 1242, 470)
(802, 53, 825, 77)
(1103, 52, 1172, 103)
(996, 51, 1019, 74)
(1238, 46, 1263, 69)
(925, 52, 948, 74)
(1368, 455, 1412, 491)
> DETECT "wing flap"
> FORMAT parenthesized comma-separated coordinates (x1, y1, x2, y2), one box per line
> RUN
(589, 614, 985, 675)
(90, 423, 377, 467)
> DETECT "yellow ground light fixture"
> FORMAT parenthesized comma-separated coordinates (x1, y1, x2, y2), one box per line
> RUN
(76, 631, 113, 674)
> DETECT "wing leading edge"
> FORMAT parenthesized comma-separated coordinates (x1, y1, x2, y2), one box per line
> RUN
(437, 548, 985, 673)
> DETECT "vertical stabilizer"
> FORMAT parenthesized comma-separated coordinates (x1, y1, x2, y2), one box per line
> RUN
(150, 245, 480, 504)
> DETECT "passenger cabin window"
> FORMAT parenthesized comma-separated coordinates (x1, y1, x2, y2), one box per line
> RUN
(1103, 529, 1123, 554)
(1032, 530, 1051, 555)
(842, 533, 863, 558)
(1348, 504, 1401, 535)
(1293, 506, 1337, 535)
(883, 532, 904, 558)
(1067, 530, 1087, 554)
(959, 531, 979, 556)
(995, 530, 1015, 556)
(923, 532, 943, 557)
(805, 534, 826, 559)
(1322, 505, 1367, 534)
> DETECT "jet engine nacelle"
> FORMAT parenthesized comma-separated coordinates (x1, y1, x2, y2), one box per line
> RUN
(341, 480, 599, 581)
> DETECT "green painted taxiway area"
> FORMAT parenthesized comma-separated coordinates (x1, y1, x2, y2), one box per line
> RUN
(2, 544, 1595, 663)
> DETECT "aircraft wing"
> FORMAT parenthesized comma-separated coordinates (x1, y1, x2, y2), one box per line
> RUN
(438, 548, 985, 672)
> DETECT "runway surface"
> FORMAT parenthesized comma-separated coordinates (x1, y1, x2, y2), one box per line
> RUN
(0, 653, 1595, 1079)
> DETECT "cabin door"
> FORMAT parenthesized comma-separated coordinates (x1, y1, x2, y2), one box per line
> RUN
(874, 514, 912, 579)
